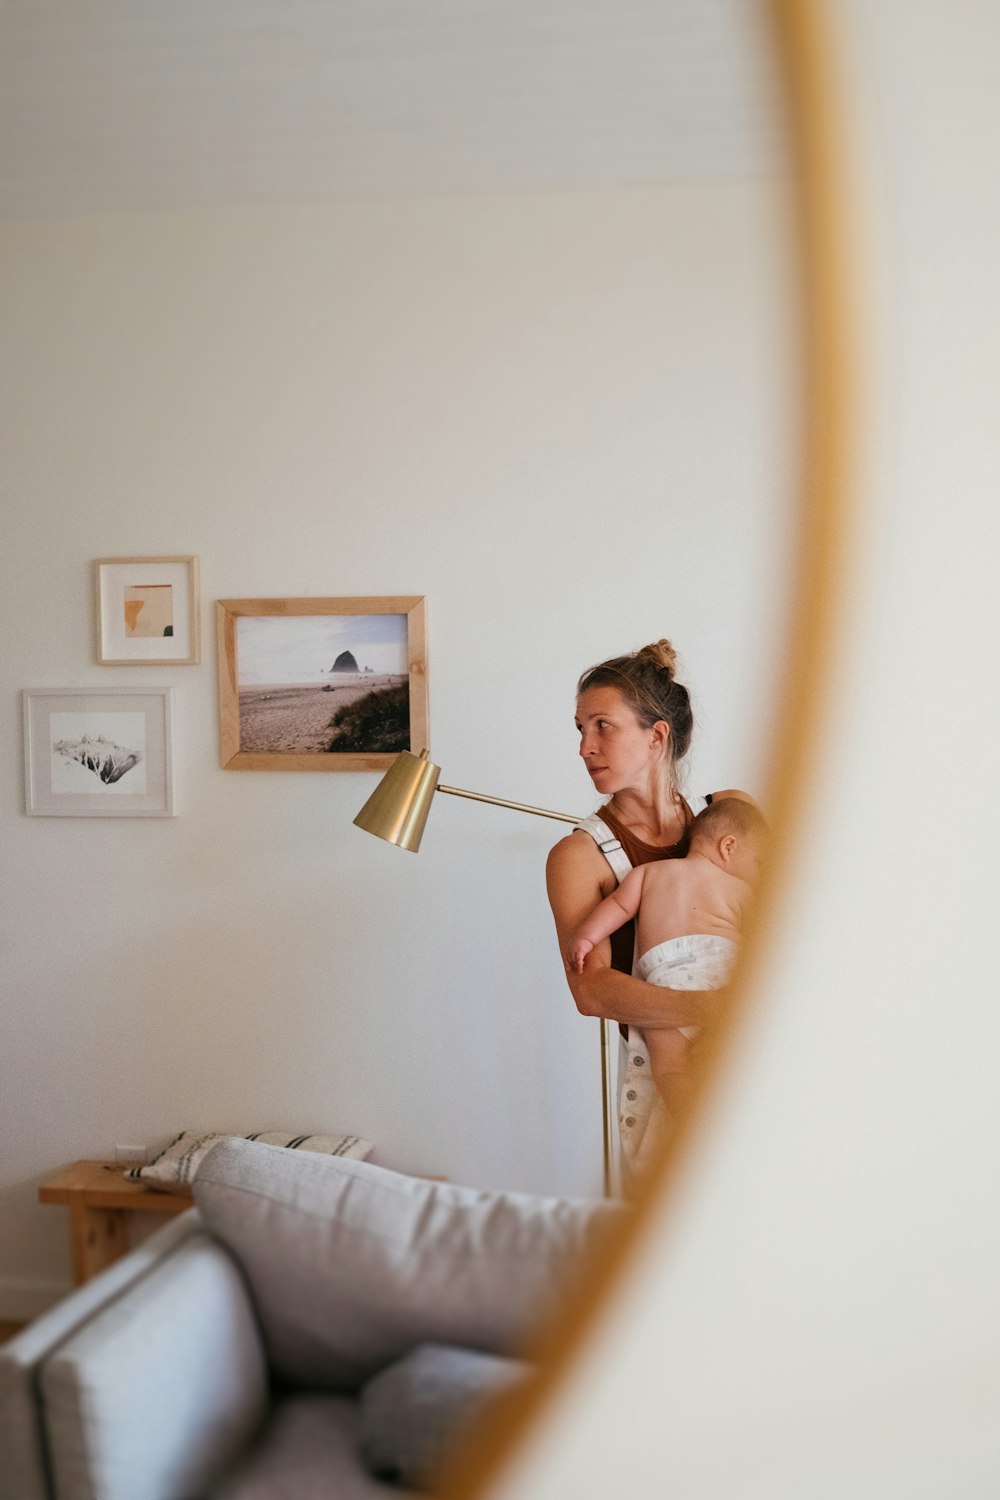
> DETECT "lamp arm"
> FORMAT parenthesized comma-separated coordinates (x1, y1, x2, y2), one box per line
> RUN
(437, 781, 607, 1190)
(436, 784, 580, 826)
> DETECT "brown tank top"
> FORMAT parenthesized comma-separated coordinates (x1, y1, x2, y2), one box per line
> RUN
(593, 802, 695, 979)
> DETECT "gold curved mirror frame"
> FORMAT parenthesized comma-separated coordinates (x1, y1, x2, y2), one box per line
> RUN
(0, 0, 846, 1486)
(439, 0, 853, 1492)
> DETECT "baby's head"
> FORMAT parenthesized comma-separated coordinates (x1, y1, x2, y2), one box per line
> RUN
(689, 797, 768, 883)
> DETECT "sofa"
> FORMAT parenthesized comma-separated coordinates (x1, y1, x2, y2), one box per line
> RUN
(0, 1140, 623, 1499)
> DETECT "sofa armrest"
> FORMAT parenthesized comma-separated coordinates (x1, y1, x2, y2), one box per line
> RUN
(40, 1231, 269, 1500)
(0, 1208, 201, 1500)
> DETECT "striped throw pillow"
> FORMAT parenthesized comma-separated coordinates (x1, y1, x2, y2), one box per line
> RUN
(125, 1130, 374, 1190)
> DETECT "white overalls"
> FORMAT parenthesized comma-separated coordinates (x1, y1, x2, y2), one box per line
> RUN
(576, 801, 717, 1190)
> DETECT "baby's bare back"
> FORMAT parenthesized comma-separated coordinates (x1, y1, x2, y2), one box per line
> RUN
(635, 852, 749, 958)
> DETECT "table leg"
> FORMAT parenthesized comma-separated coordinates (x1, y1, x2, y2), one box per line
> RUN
(68, 1203, 129, 1285)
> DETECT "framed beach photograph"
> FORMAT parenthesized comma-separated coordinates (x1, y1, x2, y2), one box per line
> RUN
(216, 596, 428, 771)
(23, 687, 175, 817)
(95, 556, 200, 664)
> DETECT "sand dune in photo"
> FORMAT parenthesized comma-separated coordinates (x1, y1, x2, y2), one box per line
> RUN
(238, 675, 407, 754)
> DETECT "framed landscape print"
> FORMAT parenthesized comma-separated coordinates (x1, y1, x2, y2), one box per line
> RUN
(216, 596, 428, 771)
(95, 556, 200, 664)
(23, 687, 175, 817)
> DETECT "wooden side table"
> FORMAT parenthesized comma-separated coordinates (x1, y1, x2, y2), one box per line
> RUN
(38, 1160, 192, 1285)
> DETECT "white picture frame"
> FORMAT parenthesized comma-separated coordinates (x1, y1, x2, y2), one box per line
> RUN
(95, 556, 200, 665)
(23, 687, 175, 817)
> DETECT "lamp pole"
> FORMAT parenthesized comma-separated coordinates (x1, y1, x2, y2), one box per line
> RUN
(354, 750, 616, 1195)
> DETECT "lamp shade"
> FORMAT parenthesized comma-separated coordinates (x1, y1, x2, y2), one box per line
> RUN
(352, 748, 441, 852)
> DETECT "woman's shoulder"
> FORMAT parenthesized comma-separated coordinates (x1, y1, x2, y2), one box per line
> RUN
(546, 824, 620, 898)
(546, 824, 607, 876)
(546, 827, 617, 923)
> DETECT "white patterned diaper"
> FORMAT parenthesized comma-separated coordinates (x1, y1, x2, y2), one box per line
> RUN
(634, 933, 738, 1039)
(619, 934, 738, 1187)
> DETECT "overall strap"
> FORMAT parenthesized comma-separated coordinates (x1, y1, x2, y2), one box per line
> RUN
(576, 795, 711, 884)
(574, 812, 633, 886)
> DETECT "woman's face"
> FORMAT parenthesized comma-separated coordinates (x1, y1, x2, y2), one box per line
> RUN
(575, 685, 668, 796)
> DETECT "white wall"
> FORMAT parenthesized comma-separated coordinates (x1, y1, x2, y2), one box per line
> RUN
(482, 3, 1000, 1496)
(0, 182, 795, 1314)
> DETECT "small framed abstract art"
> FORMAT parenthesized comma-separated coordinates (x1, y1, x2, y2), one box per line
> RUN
(95, 556, 200, 665)
(216, 595, 428, 771)
(23, 687, 175, 817)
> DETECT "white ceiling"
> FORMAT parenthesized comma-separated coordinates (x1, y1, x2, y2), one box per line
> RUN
(0, 0, 785, 221)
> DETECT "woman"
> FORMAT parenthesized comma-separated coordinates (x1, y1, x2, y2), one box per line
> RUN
(546, 639, 753, 1180)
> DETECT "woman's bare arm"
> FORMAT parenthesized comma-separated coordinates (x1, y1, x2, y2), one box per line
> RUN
(545, 833, 722, 1031)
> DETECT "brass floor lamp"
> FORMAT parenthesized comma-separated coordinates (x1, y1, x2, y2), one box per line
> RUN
(353, 748, 617, 1195)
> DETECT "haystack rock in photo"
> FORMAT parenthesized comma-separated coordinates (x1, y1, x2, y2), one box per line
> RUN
(329, 651, 359, 672)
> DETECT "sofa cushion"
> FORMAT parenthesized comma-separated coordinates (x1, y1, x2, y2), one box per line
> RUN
(194, 1137, 625, 1391)
(212, 1395, 417, 1500)
(41, 1232, 269, 1500)
(359, 1344, 532, 1490)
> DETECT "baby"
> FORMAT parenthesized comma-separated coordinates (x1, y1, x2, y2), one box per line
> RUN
(567, 798, 768, 1120)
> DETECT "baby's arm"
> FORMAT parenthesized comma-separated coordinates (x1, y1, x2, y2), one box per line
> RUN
(566, 866, 646, 973)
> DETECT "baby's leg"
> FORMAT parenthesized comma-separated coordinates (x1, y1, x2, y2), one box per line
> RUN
(642, 1025, 693, 1117)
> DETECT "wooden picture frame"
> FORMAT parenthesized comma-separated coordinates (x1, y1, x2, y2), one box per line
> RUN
(23, 686, 175, 817)
(95, 556, 200, 665)
(216, 596, 428, 771)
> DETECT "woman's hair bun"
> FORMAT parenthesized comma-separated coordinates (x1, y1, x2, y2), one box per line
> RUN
(636, 639, 677, 677)
(577, 636, 692, 768)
